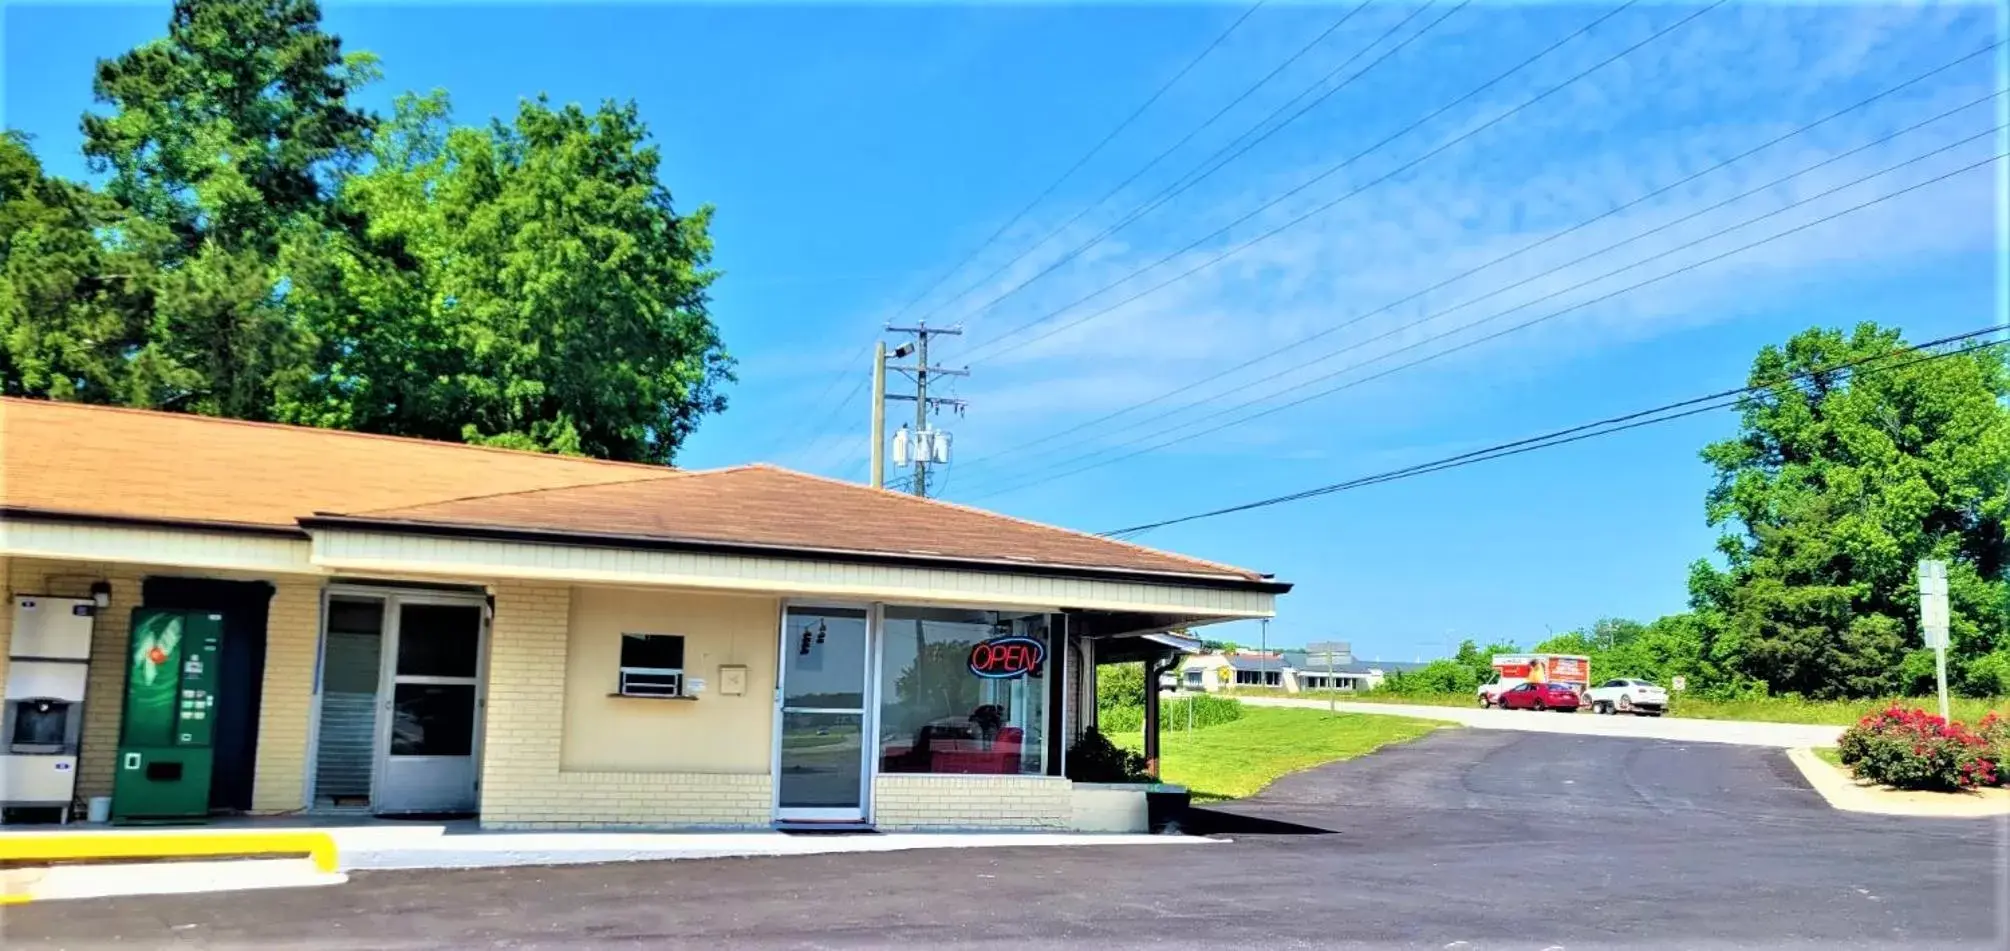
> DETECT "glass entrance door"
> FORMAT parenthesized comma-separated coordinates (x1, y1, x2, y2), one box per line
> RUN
(775, 606, 872, 822)
(375, 599, 485, 815)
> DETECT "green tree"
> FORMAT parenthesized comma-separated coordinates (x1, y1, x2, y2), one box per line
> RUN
(17, 0, 733, 458)
(1691, 323, 2010, 698)
(1097, 661, 1146, 709)
(83, 0, 378, 254)
(0, 134, 164, 402)
(1451, 638, 1524, 685)
(1381, 659, 1480, 694)
(282, 92, 732, 462)
(78, 0, 379, 419)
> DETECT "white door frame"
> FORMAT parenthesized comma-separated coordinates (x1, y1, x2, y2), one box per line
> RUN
(772, 601, 878, 824)
(306, 584, 489, 815)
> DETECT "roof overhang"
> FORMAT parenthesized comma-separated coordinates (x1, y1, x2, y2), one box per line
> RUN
(0, 507, 319, 575)
(1093, 630, 1205, 666)
(304, 521, 1281, 618)
(0, 506, 1285, 620)
(299, 515, 1289, 593)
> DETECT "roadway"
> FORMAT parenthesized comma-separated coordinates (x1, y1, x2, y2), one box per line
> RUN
(2, 730, 1991, 949)
(1237, 693, 1846, 747)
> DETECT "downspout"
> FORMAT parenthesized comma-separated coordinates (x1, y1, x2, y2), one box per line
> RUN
(1142, 653, 1180, 779)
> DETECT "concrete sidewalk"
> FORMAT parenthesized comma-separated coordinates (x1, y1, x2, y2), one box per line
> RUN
(1238, 695, 1845, 748)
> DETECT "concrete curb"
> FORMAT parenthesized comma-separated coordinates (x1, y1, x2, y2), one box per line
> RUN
(1786, 747, 2010, 818)
(338, 830, 1212, 871)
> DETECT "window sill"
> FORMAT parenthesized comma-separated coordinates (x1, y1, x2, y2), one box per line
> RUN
(606, 693, 698, 701)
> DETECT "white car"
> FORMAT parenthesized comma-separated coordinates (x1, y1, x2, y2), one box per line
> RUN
(1584, 678, 1668, 716)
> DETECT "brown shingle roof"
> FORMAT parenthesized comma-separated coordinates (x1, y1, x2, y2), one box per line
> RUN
(331, 465, 1266, 581)
(1, 398, 1274, 584)
(0, 398, 669, 530)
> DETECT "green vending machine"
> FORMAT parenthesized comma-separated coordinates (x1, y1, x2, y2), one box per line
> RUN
(110, 608, 222, 824)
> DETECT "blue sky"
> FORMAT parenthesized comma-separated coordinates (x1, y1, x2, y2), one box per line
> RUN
(6, 2, 2003, 660)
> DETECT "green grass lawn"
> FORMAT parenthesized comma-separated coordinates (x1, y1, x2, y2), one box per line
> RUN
(1113, 706, 1448, 801)
(1812, 746, 1844, 767)
(1664, 695, 2007, 726)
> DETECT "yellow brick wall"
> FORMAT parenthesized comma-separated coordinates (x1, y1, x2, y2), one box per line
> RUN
(478, 581, 773, 828)
(251, 577, 321, 812)
(495, 772, 774, 830)
(477, 581, 570, 822)
(0, 559, 320, 812)
(0, 556, 10, 693)
(872, 774, 1074, 830)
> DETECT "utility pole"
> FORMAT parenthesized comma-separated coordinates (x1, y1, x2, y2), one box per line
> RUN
(1260, 618, 1269, 688)
(870, 341, 887, 489)
(883, 322, 967, 498)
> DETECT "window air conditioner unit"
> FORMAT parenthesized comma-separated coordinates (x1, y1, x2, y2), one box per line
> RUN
(618, 667, 685, 698)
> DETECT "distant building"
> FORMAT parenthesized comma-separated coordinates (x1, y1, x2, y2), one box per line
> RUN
(1174, 650, 1426, 694)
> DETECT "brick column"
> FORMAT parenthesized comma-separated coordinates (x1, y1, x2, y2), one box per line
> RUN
(478, 582, 573, 823)
(251, 578, 323, 812)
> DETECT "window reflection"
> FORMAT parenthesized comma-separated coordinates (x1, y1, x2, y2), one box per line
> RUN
(878, 607, 1049, 776)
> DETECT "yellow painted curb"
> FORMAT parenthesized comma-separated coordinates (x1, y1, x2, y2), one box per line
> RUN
(0, 830, 339, 874)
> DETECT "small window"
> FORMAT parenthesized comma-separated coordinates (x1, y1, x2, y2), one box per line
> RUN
(619, 634, 686, 697)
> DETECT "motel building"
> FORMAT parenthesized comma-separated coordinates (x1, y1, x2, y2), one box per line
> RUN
(0, 399, 1286, 832)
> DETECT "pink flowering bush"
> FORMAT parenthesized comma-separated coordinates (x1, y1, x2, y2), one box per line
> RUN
(1837, 705, 1999, 791)
(1975, 712, 2010, 776)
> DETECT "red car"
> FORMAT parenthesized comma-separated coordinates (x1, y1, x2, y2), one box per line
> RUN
(1495, 681, 1581, 712)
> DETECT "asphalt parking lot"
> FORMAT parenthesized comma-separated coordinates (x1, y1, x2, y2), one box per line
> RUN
(2, 730, 2000, 950)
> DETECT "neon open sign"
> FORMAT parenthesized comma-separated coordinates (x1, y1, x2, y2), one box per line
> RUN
(968, 636, 1045, 679)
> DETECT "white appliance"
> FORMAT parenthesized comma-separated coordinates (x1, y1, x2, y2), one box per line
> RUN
(2, 595, 97, 823)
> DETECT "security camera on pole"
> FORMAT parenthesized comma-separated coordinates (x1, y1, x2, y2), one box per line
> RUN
(1918, 559, 1951, 721)
(872, 322, 967, 497)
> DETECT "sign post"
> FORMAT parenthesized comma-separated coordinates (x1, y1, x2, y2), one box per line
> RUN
(1918, 559, 1951, 721)
(1308, 641, 1349, 715)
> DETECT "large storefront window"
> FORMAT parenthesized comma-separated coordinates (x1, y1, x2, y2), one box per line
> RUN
(877, 607, 1050, 776)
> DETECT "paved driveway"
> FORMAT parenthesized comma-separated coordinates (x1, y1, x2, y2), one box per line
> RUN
(2, 731, 1996, 950)
(1238, 694, 1846, 747)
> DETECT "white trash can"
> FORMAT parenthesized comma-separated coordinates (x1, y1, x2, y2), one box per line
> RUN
(87, 796, 112, 824)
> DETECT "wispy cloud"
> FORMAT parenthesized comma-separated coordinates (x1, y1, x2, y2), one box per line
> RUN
(887, 3, 1999, 497)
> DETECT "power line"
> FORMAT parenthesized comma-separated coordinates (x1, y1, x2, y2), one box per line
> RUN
(953, 42, 2005, 471)
(956, 0, 1708, 366)
(761, 338, 877, 465)
(1102, 329, 2010, 538)
(903, 0, 1403, 333)
(771, 4, 1263, 465)
(958, 98, 2005, 492)
(945, 0, 1468, 354)
(880, 2, 1266, 329)
(964, 145, 2006, 500)
(971, 142, 2005, 498)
